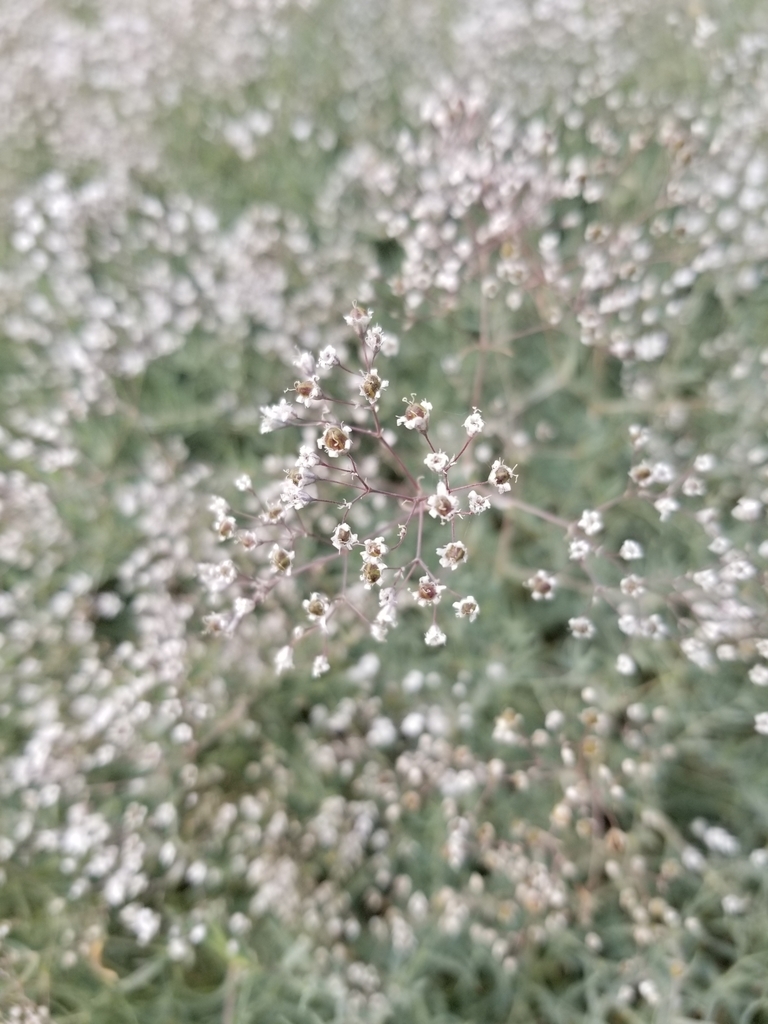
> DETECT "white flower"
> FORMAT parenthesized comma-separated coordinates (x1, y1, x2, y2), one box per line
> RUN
(317, 422, 352, 458)
(197, 560, 238, 593)
(367, 715, 397, 746)
(330, 523, 358, 550)
(234, 474, 252, 491)
(303, 592, 331, 623)
(569, 616, 596, 639)
(317, 345, 338, 370)
(488, 459, 518, 493)
(467, 490, 491, 514)
(424, 450, 451, 473)
(620, 574, 645, 597)
(360, 561, 385, 589)
(427, 482, 460, 523)
(453, 596, 479, 622)
(525, 570, 557, 601)
(619, 539, 644, 560)
(274, 646, 294, 674)
(412, 576, 446, 607)
(436, 541, 468, 570)
(732, 497, 763, 522)
(289, 376, 321, 406)
(312, 655, 330, 678)
(280, 482, 312, 510)
(654, 496, 679, 522)
(578, 509, 603, 536)
(296, 445, 321, 469)
(364, 324, 384, 352)
(424, 624, 447, 647)
(749, 664, 768, 686)
(569, 538, 591, 560)
(269, 545, 294, 575)
(616, 654, 637, 676)
(344, 303, 373, 332)
(463, 408, 485, 436)
(359, 368, 389, 404)
(362, 536, 389, 564)
(260, 398, 295, 433)
(756, 639, 768, 658)
(397, 397, 432, 431)
(755, 712, 768, 735)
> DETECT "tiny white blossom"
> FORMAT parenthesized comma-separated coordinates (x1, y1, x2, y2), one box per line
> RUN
(364, 324, 384, 352)
(289, 376, 321, 407)
(463, 408, 485, 436)
(427, 482, 460, 523)
(525, 570, 557, 601)
(468, 490, 491, 514)
(330, 523, 358, 550)
(654, 496, 679, 522)
(234, 474, 252, 491)
(453, 596, 479, 621)
(312, 654, 330, 678)
(488, 459, 518, 493)
(303, 592, 331, 624)
(296, 445, 321, 469)
(569, 538, 591, 560)
(578, 509, 603, 536)
(344, 302, 373, 333)
(362, 536, 389, 564)
(620, 539, 644, 560)
(359, 368, 389, 404)
(569, 616, 596, 639)
(732, 497, 763, 522)
(755, 712, 768, 735)
(317, 422, 352, 458)
(317, 345, 338, 370)
(274, 646, 294, 674)
(436, 540, 468, 570)
(360, 561, 385, 589)
(269, 544, 294, 575)
(260, 398, 295, 433)
(412, 576, 446, 607)
(424, 624, 447, 647)
(620, 574, 646, 597)
(616, 654, 637, 675)
(749, 664, 768, 686)
(397, 396, 432, 431)
(424, 451, 451, 473)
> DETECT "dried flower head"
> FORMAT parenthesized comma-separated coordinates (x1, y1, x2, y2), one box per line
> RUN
(317, 422, 352, 458)
(427, 482, 460, 522)
(436, 541, 468, 570)
(412, 575, 446, 607)
(397, 396, 432, 431)
(488, 459, 518, 492)
(359, 368, 389, 404)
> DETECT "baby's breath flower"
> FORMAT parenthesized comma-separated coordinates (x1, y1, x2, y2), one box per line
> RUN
(359, 368, 389, 404)
(364, 324, 384, 352)
(453, 596, 479, 621)
(296, 446, 321, 469)
(424, 624, 447, 647)
(318, 422, 352, 458)
(525, 570, 557, 600)
(654, 496, 679, 521)
(424, 450, 451, 473)
(362, 536, 389, 564)
(616, 653, 637, 675)
(260, 503, 285, 525)
(303, 592, 331, 623)
(312, 654, 330, 678)
(397, 396, 432, 431)
(427, 482, 460, 522)
(289, 376, 322, 406)
(468, 490, 491, 514)
(330, 523, 358, 550)
(749, 664, 768, 686)
(620, 574, 646, 597)
(755, 712, 768, 735)
(463, 408, 485, 436)
(412, 575, 445, 607)
(198, 560, 238, 593)
(569, 538, 591, 560)
(274, 646, 294, 674)
(317, 345, 338, 370)
(260, 398, 295, 433)
(569, 616, 596, 639)
(269, 544, 294, 575)
(361, 561, 385, 589)
(436, 540, 468, 570)
(344, 302, 373, 333)
(234, 474, 252, 491)
(578, 509, 603, 535)
(620, 539, 644, 560)
(488, 459, 518, 492)
(732, 497, 763, 521)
